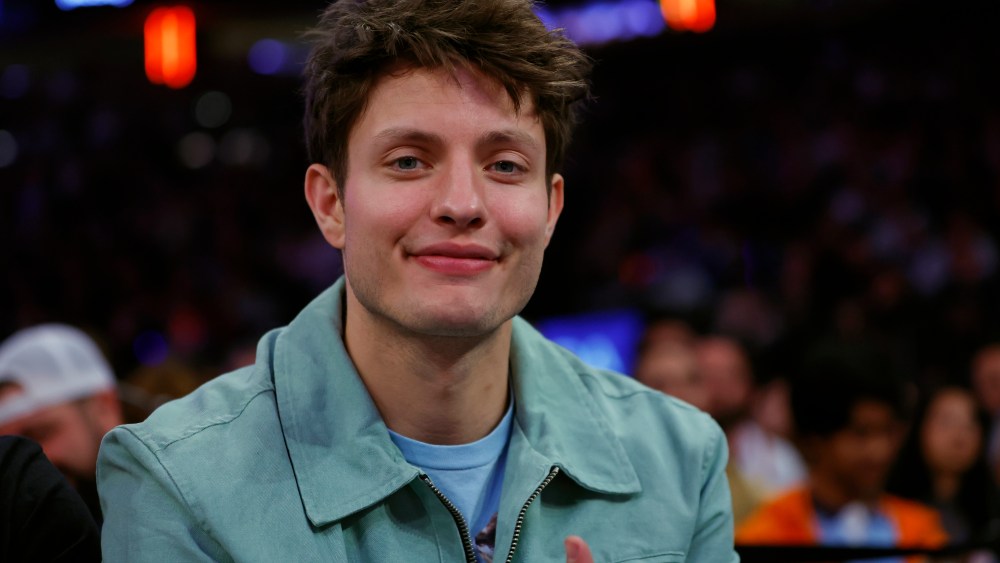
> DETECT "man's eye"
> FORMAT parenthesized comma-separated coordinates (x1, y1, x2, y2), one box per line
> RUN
(492, 161, 519, 174)
(396, 156, 420, 170)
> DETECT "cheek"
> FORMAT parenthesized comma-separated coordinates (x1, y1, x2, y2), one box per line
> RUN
(834, 439, 862, 465)
(38, 427, 74, 462)
(489, 196, 552, 244)
(344, 191, 423, 240)
(955, 429, 982, 460)
(922, 432, 945, 463)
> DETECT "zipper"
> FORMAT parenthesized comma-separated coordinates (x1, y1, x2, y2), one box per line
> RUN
(420, 474, 478, 563)
(504, 466, 561, 563)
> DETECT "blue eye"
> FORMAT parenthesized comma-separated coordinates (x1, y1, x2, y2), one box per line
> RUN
(396, 156, 420, 170)
(493, 161, 518, 173)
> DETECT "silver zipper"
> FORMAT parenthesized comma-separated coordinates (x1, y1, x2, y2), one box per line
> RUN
(504, 466, 561, 563)
(420, 474, 478, 563)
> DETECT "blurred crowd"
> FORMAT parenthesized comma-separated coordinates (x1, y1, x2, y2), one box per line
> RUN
(3, 0, 1000, 558)
(635, 325, 1000, 558)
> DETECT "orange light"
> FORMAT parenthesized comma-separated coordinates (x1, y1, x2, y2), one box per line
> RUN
(659, 0, 716, 33)
(144, 6, 197, 89)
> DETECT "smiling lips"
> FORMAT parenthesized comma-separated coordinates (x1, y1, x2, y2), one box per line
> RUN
(411, 242, 498, 275)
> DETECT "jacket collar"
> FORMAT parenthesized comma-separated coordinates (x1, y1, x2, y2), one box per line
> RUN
(272, 278, 640, 528)
(508, 316, 641, 495)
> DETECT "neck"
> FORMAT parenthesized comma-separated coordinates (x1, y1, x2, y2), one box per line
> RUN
(343, 291, 511, 445)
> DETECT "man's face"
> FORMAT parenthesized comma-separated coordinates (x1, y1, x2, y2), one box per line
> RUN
(813, 400, 903, 502)
(0, 397, 107, 485)
(695, 339, 752, 426)
(320, 66, 563, 338)
(636, 344, 709, 411)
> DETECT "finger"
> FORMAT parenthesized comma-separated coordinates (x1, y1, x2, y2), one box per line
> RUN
(564, 535, 594, 563)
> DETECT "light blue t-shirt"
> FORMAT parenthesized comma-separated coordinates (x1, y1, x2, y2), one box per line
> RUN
(388, 402, 514, 538)
(816, 501, 900, 563)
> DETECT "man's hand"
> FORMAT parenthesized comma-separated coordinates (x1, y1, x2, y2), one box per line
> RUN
(564, 536, 594, 563)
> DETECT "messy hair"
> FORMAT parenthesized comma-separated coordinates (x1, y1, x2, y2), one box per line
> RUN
(302, 0, 592, 193)
(791, 343, 907, 438)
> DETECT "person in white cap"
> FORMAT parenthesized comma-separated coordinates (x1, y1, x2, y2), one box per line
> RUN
(0, 323, 122, 521)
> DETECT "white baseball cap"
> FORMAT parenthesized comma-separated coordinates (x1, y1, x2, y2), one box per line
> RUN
(0, 324, 116, 425)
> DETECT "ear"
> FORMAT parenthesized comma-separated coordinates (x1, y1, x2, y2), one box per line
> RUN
(544, 173, 565, 247)
(304, 163, 346, 249)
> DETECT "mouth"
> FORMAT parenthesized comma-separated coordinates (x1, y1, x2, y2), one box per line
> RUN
(409, 242, 499, 275)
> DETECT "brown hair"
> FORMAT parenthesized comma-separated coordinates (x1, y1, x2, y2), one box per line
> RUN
(302, 0, 592, 192)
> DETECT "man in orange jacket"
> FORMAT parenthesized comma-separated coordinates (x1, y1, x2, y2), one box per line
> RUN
(736, 344, 947, 560)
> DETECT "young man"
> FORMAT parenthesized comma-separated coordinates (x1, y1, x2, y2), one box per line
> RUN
(0, 323, 122, 523)
(736, 345, 946, 559)
(98, 1, 738, 561)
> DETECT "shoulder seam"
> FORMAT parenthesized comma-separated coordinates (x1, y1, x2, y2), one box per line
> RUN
(578, 370, 702, 413)
(149, 386, 274, 452)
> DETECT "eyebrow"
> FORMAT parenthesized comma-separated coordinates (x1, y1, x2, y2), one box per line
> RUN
(477, 129, 540, 153)
(372, 127, 444, 147)
(371, 127, 540, 153)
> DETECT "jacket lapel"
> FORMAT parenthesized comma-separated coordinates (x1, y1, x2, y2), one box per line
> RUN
(272, 278, 418, 528)
(509, 317, 641, 496)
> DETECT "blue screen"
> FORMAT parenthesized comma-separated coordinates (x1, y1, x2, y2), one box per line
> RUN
(534, 309, 644, 375)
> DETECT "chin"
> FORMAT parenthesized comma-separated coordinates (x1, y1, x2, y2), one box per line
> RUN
(401, 302, 515, 338)
(410, 313, 503, 338)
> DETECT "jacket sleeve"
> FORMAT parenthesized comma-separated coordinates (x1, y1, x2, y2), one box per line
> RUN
(97, 426, 230, 562)
(688, 418, 740, 562)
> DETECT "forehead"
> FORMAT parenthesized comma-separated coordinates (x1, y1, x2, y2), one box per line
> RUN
(697, 340, 745, 364)
(349, 65, 541, 147)
(847, 400, 897, 425)
(928, 390, 974, 415)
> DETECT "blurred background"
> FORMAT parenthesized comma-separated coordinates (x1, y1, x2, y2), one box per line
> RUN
(3, 0, 998, 382)
(3, 0, 1000, 550)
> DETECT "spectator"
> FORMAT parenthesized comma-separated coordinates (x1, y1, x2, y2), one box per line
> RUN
(634, 338, 708, 411)
(736, 344, 947, 559)
(887, 386, 999, 546)
(697, 336, 805, 502)
(0, 324, 122, 523)
(694, 336, 765, 522)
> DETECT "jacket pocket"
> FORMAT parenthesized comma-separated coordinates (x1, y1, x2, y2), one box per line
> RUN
(613, 551, 686, 562)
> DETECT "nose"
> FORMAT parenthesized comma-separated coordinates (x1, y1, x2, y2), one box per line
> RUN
(430, 160, 485, 229)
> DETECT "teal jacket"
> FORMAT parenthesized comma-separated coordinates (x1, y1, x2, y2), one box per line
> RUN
(98, 278, 738, 562)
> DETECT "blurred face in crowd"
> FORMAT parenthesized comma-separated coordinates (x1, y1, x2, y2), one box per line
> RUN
(751, 379, 794, 439)
(641, 320, 696, 350)
(973, 346, 1000, 414)
(811, 399, 903, 502)
(696, 337, 752, 427)
(635, 342, 709, 410)
(921, 388, 981, 479)
(307, 65, 563, 338)
(0, 386, 120, 486)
